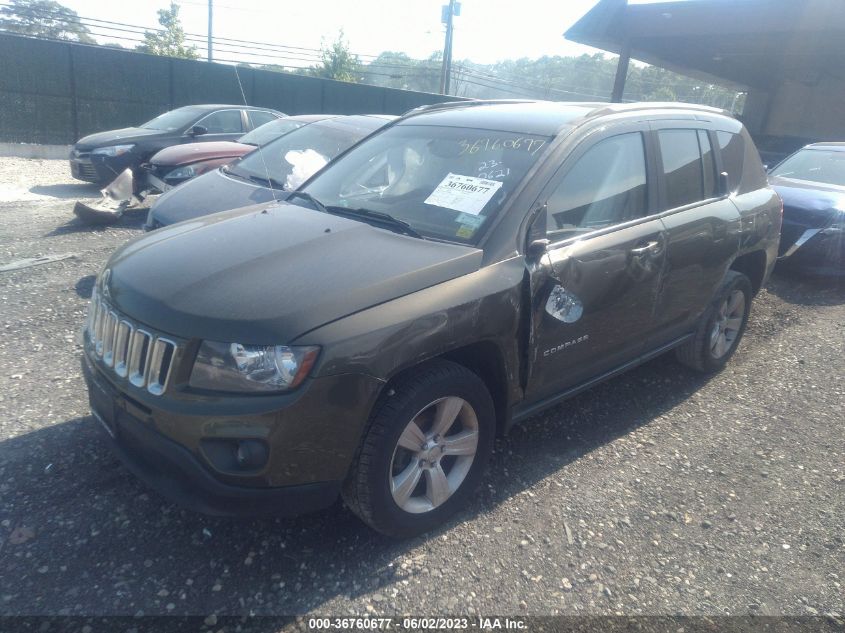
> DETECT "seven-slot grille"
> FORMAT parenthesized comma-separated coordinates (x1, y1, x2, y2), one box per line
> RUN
(86, 291, 178, 395)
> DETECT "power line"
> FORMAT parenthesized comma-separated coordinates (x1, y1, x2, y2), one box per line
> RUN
(0, 2, 736, 105)
(454, 65, 611, 100)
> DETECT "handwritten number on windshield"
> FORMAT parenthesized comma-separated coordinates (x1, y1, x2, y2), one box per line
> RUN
(458, 137, 546, 156)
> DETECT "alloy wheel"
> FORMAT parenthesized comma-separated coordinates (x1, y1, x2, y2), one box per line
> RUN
(389, 396, 479, 514)
(710, 289, 745, 359)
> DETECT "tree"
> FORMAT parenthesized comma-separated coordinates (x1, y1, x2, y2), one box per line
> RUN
(0, 0, 95, 43)
(308, 30, 360, 82)
(362, 51, 441, 93)
(646, 86, 678, 102)
(136, 2, 197, 60)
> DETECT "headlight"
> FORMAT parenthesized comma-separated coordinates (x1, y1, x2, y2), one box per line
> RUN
(91, 144, 135, 157)
(822, 209, 845, 235)
(166, 161, 222, 181)
(189, 341, 320, 393)
(165, 165, 197, 180)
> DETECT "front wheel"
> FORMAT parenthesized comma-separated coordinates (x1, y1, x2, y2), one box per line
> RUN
(675, 270, 753, 372)
(342, 360, 495, 537)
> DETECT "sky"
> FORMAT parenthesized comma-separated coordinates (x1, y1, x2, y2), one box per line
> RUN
(56, 0, 612, 66)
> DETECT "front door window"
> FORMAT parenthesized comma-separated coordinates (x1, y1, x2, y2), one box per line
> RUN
(545, 132, 648, 242)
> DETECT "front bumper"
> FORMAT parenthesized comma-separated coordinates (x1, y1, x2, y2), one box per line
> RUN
(139, 163, 175, 195)
(778, 224, 845, 273)
(69, 151, 138, 185)
(81, 351, 383, 516)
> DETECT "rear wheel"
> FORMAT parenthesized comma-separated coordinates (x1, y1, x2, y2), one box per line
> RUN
(675, 270, 752, 372)
(343, 360, 495, 537)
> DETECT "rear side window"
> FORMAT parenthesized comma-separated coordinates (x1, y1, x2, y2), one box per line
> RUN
(249, 110, 279, 128)
(197, 109, 243, 134)
(658, 129, 705, 209)
(545, 132, 648, 241)
(716, 131, 745, 192)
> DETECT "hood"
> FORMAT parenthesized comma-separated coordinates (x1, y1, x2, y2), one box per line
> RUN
(149, 167, 278, 226)
(770, 176, 845, 226)
(75, 127, 166, 149)
(151, 142, 253, 167)
(104, 203, 482, 343)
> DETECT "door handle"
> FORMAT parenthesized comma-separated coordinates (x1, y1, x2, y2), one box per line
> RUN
(629, 241, 660, 256)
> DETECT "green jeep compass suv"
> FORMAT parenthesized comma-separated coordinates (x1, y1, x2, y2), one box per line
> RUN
(82, 100, 781, 536)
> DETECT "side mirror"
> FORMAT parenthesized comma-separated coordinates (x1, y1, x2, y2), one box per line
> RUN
(525, 204, 548, 262)
(527, 239, 550, 261)
(718, 171, 730, 196)
(188, 125, 208, 137)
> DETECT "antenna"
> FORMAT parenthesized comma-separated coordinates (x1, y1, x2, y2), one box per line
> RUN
(232, 64, 280, 203)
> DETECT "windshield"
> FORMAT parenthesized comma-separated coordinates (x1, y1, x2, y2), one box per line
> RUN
(238, 118, 306, 147)
(228, 117, 383, 190)
(298, 124, 552, 244)
(141, 107, 206, 131)
(770, 149, 845, 187)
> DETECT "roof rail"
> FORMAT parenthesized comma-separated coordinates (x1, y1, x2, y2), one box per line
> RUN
(585, 101, 731, 119)
(398, 99, 734, 125)
(401, 99, 536, 118)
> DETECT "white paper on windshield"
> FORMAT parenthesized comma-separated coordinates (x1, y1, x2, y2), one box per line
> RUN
(284, 149, 328, 190)
(424, 173, 503, 215)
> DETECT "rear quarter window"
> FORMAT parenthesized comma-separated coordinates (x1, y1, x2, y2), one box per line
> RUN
(716, 131, 744, 192)
(717, 130, 767, 194)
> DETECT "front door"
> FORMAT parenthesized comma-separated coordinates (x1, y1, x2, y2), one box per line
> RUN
(524, 129, 667, 402)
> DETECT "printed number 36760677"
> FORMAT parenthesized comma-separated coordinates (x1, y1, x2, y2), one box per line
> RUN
(446, 180, 491, 194)
(458, 137, 546, 156)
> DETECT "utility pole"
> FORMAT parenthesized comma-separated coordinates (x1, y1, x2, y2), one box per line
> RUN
(207, 0, 213, 62)
(439, 1, 460, 95)
(610, 42, 630, 103)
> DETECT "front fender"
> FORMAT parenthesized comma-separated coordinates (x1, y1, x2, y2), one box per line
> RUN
(294, 257, 526, 407)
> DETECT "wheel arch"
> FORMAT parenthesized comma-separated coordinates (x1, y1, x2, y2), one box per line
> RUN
(729, 249, 767, 294)
(380, 340, 512, 437)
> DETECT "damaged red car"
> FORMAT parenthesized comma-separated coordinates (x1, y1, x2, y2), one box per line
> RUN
(140, 115, 330, 193)
(72, 115, 331, 225)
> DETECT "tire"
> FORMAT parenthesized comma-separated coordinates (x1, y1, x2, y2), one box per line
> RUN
(675, 270, 753, 372)
(342, 359, 495, 538)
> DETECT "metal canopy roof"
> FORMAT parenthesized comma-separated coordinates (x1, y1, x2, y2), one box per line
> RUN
(565, 0, 845, 91)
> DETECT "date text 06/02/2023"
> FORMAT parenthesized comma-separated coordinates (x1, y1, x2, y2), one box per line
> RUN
(306, 616, 527, 630)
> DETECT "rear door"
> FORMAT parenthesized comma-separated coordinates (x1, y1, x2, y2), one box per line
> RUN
(525, 125, 668, 401)
(650, 124, 742, 344)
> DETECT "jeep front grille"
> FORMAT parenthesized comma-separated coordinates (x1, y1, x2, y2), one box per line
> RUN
(86, 292, 178, 395)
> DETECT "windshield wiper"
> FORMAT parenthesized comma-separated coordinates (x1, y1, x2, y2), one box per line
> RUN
(327, 206, 424, 239)
(286, 190, 329, 214)
(285, 193, 423, 239)
(220, 164, 252, 181)
(246, 173, 286, 190)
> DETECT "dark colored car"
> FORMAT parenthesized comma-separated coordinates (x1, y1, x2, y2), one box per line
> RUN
(144, 114, 394, 230)
(753, 134, 815, 170)
(141, 115, 327, 192)
(769, 143, 845, 273)
(82, 101, 780, 537)
(69, 105, 285, 185)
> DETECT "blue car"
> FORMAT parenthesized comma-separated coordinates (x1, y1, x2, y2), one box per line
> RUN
(769, 142, 845, 274)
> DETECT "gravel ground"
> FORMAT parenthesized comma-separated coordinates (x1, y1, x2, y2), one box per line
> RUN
(0, 159, 843, 621)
